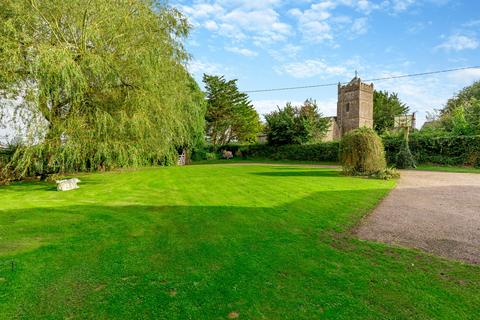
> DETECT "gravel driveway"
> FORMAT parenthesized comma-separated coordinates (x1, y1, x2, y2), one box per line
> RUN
(356, 170, 480, 264)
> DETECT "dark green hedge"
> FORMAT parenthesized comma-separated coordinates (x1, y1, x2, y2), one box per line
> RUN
(195, 142, 340, 162)
(241, 143, 340, 162)
(384, 134, 480, 167)
(194, 134, 480, 167)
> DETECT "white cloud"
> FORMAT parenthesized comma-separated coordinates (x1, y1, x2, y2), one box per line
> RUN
(407, 21, 432, 33)
(204, 20, 219, 31)
(463, 19, 480, 28)
(180, 3, 224, 22)
(391, 0, 416, 13)
(221, 8, 292, 44)
(179, 1, 291, 45)
(187, 60, 223, 76)
(179, 0, 449, 47)
(289, 3, 334, 43)
(385, 0, 451, 14)
(275, 59, 349, 79)
(435, 34, 479, 51)
(218, 0, 282, 10)
(351, 17, 368, 35)
(288, 8, 302, 17)
(225, 46, 258, 57)
(288, 1, 378, 44)
(179, 0, 441, 48)
(217, 23, 247, 41)
(353, 0, 385, 14)
(269, 44, 302, 62)
(447, 68, 480, 83)
(302, 21, 333, 43)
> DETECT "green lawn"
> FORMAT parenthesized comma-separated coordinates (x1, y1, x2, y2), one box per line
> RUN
(0, 165, 478, 319)
(415, 164, 480, 174)
(194, 159, 480, 174)
(192, 158, 339, 166)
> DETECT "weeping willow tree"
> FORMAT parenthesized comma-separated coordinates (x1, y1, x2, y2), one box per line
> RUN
(0, 0, 205, 179)
(340, 127, 387, 176)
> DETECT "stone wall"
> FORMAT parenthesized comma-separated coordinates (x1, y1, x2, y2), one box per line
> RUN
(323, 117, 341, 142)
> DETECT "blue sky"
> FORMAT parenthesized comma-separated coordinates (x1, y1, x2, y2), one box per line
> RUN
(172, 0, 480, 126)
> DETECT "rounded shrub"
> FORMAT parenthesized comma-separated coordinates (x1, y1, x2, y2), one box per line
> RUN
(370, 167, 400, 180)
(340, 127, 387, 176)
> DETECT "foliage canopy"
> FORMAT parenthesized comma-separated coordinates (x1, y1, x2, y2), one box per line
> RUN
(203, 74, 261, 145)
(264, 99, 330, 145)
(0, 0, 205, 178)
(443, 80, 480, 115)
(423, 81, 480, 135)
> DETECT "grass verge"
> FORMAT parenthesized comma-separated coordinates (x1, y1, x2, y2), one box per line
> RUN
(415, 164, 480, 174)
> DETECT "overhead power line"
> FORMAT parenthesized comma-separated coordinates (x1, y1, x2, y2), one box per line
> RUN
(244, 65, 480, 93)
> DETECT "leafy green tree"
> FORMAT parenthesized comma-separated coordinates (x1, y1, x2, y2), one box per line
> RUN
(373, 91, 410, 133)
(465, 98, 480, 134)
(442, 81, 480, 115)
(265, 100, 330, 145)
(435, 81, 480, 135)
(265, 103, 297, 146)
(203, 75, 261, 145)
(297, 99, 331, 142)
(0, 0, 205, 178)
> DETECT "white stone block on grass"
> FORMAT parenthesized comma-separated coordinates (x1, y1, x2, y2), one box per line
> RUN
(56, 178, 81, 191)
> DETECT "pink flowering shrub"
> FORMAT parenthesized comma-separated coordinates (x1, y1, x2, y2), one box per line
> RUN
(222, 150, 233, 159)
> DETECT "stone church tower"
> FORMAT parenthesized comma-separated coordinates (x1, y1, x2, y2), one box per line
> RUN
(337, 76, 374, 136)
(323, 76, 374, 141)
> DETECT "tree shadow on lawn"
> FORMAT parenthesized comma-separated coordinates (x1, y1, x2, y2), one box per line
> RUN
(251, 169, 341, 178)
(0, 168, 341, 194)
(0, 181, 53, 193)
(0, 177, 111, 193)
(1, 189, 479, 319)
